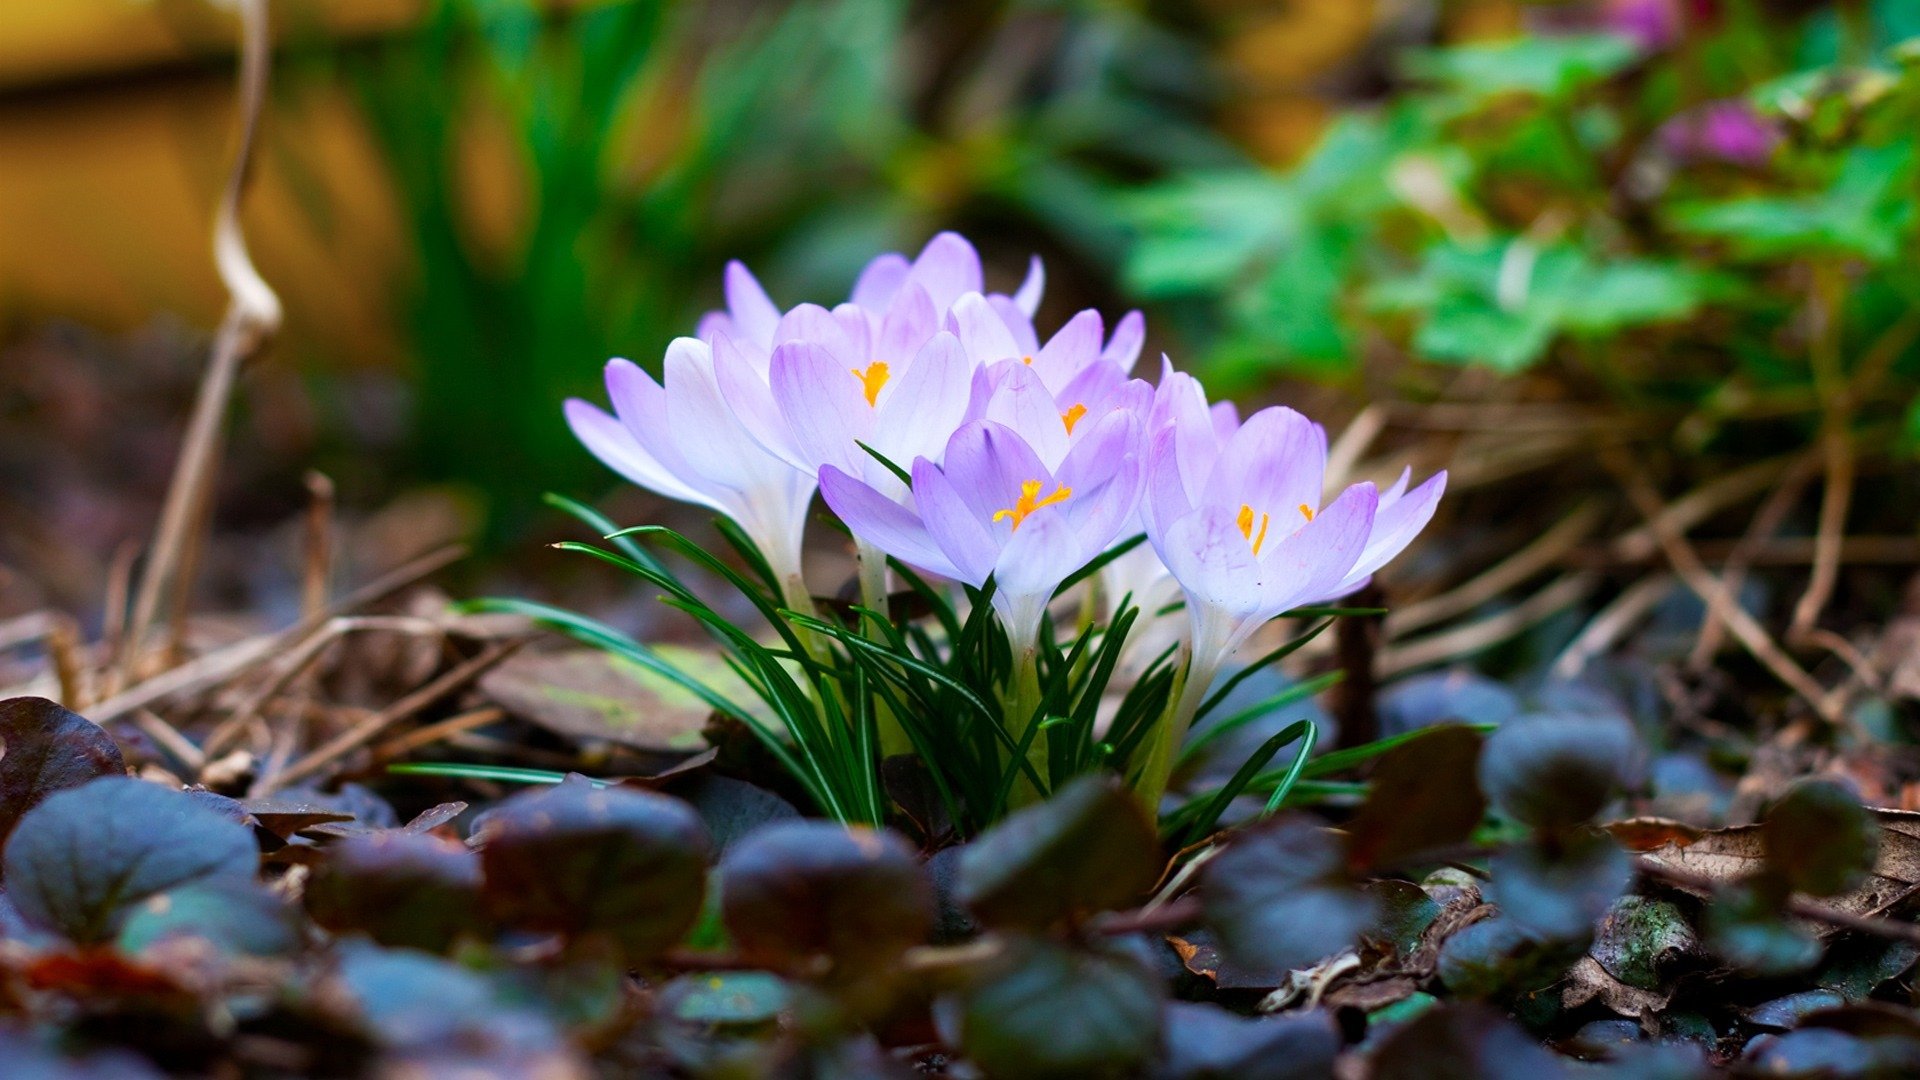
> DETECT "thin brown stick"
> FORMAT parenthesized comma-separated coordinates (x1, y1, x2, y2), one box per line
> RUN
(1378, 571, 1600, 677)
(1611, 455, 1835, 721)
(46, 614, 86, 709)
(302, 471, 335, 621)
(1389, 500, 1604, 637)
(1690, 452, 1819, 671)
(370, 706, 507, 763)
(132, 709, 207, 774)
(1608, 455, 1794, 564)
(1325, 405, 1385, 490)
(259, 640, 523, 795)
(117, 0, 281, 688)
(89, 543, 466, 726)
(1552, 573, 1676, 681)
(1790, 425, 1855, 641)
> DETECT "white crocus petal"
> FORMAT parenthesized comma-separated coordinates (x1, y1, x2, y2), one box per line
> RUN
(1013, 255, 1046, 317)
(947, 292, 1023, 364)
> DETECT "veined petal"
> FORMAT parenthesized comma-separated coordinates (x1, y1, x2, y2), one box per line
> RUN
(1102, 310, 1146, 372)
(872, 332, 971, 466)
(1031, 309, 1103, 391)
(819, 465, 960, 581)
(564, 398, 726, 515)
(714, 333, 806, 470)
(851, 252, 910, 311)
(1201, 406, 1326, 525)
(906, 232, 984, 311)
(990, 294, 1041, 357)
(1141, 425, 1193, 544)
(939, 421, 1052, 529)
(769, 340, 870, 475)
(1012, 255, 1046, 317)
(947, 293, 1022, 365)
(913, 458, 1000, 586)
(665, 338, 791, 495)
(1157, 505, 1269, 620)
(1333, 471, 1446, 593)
(991, 509, 1079, 647)
(876, 283, 938, 365)
(977, 361, 1070, 471)
(830, 303, 874, 362)
(724, 261, 781, 347)
(773, 303, 856, 364)
(605, 354, 713, 498)
(1259, 481, 1379, 611)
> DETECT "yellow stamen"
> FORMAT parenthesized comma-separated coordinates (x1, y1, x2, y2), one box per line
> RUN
(992, 479, 1072, 531)
(1237, 503, 1272, 556)
(1021, 355, 1034, 365)
(849, 361, 890, 407)
(1299, 503, 1315, 522)
(1061, 403, 1088, 434)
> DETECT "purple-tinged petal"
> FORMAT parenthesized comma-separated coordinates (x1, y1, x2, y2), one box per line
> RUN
(820, 465, 960, 581)
(1210, 400, 1242, 441)
(1030, 309, 1103, 391)
(872, 332, 971, 467)
(877, 283, 938, 365)
(1156, 505, 1266, 620)
(773, 303, 857, 364)
(770, 340, 870, 476)
(665, 338, 790, 494)
(1141, 425, 1193, 543)
(851, 252, 910, 311)
(1260, 481, 1379, 611)
(1333, 471, 1446, 593)
(724, 261, 781, 347)
(940, 420, 1053, 526)
(906, 232, 983, 310)
(1102, 310, 1145, 372)
(605, 354, 710, 493)
(1201, 406, 1326, 524)
(565, 398, 724, 514)
(714, 333, 805, 469)
(1012, 255, 1045, 317)
(696, 310, 735, 345)
(831, 303, 874, 361)
(914, 458, 1000, 586)
(977, 361, 1071, 471)
(990, 294, 1041, 357)
(947, 292, 1022, 365)
(991, 509, 1079, 645)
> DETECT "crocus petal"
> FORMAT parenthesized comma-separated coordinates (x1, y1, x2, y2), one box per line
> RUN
(906, 232, 984, 311)
(851, 252, 910, 311)
(991, 509, 1079, 646)
(913, 458, 1000, 586)
(564, 398, 725, 515)
(871, 332, 971, 468)
(1012, 255, 1045, 317)
(665, 339, 793, 495)
(1141, 425, 1193, 541)
(714, 333, 805, 469)
(1156, 505, 1267, 620)
(1201, 406, 1326, 525)
(1102, 310, 1145, 372)
(1259, 481, 1379, 611)
(977, 361, 1070, 471)
(1333, 471, 1446, 593)
(770, 340, 870, 476)
(990, 294, 1041, 357)
(876, 283, 938, 365)
(605, 354, 715, 498)
(773, 304, 856, 364)
(947, 292, 1023, 365)
(938, 421, 1053, 533)
(819, 465, 960, 581)
(723, 261, 781, 347)
(1030, 309, 1103, 391)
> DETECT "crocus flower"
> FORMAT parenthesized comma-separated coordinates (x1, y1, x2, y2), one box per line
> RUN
(564, 339, 818, 605)
(819, 415, 1143, 650)
(1659, 100, 1780, 168)
(1144, 405, 1445, 683)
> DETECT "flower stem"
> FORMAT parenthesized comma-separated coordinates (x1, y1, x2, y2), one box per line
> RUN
(855, 539, 912, 757)
(1131, 651, 1214, 817)
(1005, 645, 1048, 807)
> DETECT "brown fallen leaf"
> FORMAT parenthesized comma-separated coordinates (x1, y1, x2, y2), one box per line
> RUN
(1609, 810, 1920, 924)
(1561, 954, 1670, 1019)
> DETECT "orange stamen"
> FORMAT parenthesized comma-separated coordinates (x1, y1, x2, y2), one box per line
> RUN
(1061, 403, 1088, 434)
(849, 361, 890, 407)
(993, 479, 1072, 531)
(1299, 503, 1315, 522)
(1236, 503, 1272, 556)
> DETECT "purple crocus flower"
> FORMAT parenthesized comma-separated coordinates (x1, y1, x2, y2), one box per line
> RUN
(1659, 100, 1780, 168)
(564, 339, 818, 605)
(819, 416, 1144, 649)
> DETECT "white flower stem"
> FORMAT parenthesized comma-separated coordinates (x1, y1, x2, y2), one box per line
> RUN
(1132, 648, 1217, 817)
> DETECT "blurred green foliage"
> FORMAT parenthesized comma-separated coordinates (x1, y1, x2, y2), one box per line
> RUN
(347, 0, 1234, 535)
(1126, 0, 1920, 457)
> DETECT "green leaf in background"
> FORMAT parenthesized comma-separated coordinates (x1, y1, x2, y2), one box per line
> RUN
(1405, 34, 1639, 101)
(1672, 144, 1918, 263)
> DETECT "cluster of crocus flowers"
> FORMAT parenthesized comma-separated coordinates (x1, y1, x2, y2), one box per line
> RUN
(567, 232, 1444, 805)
